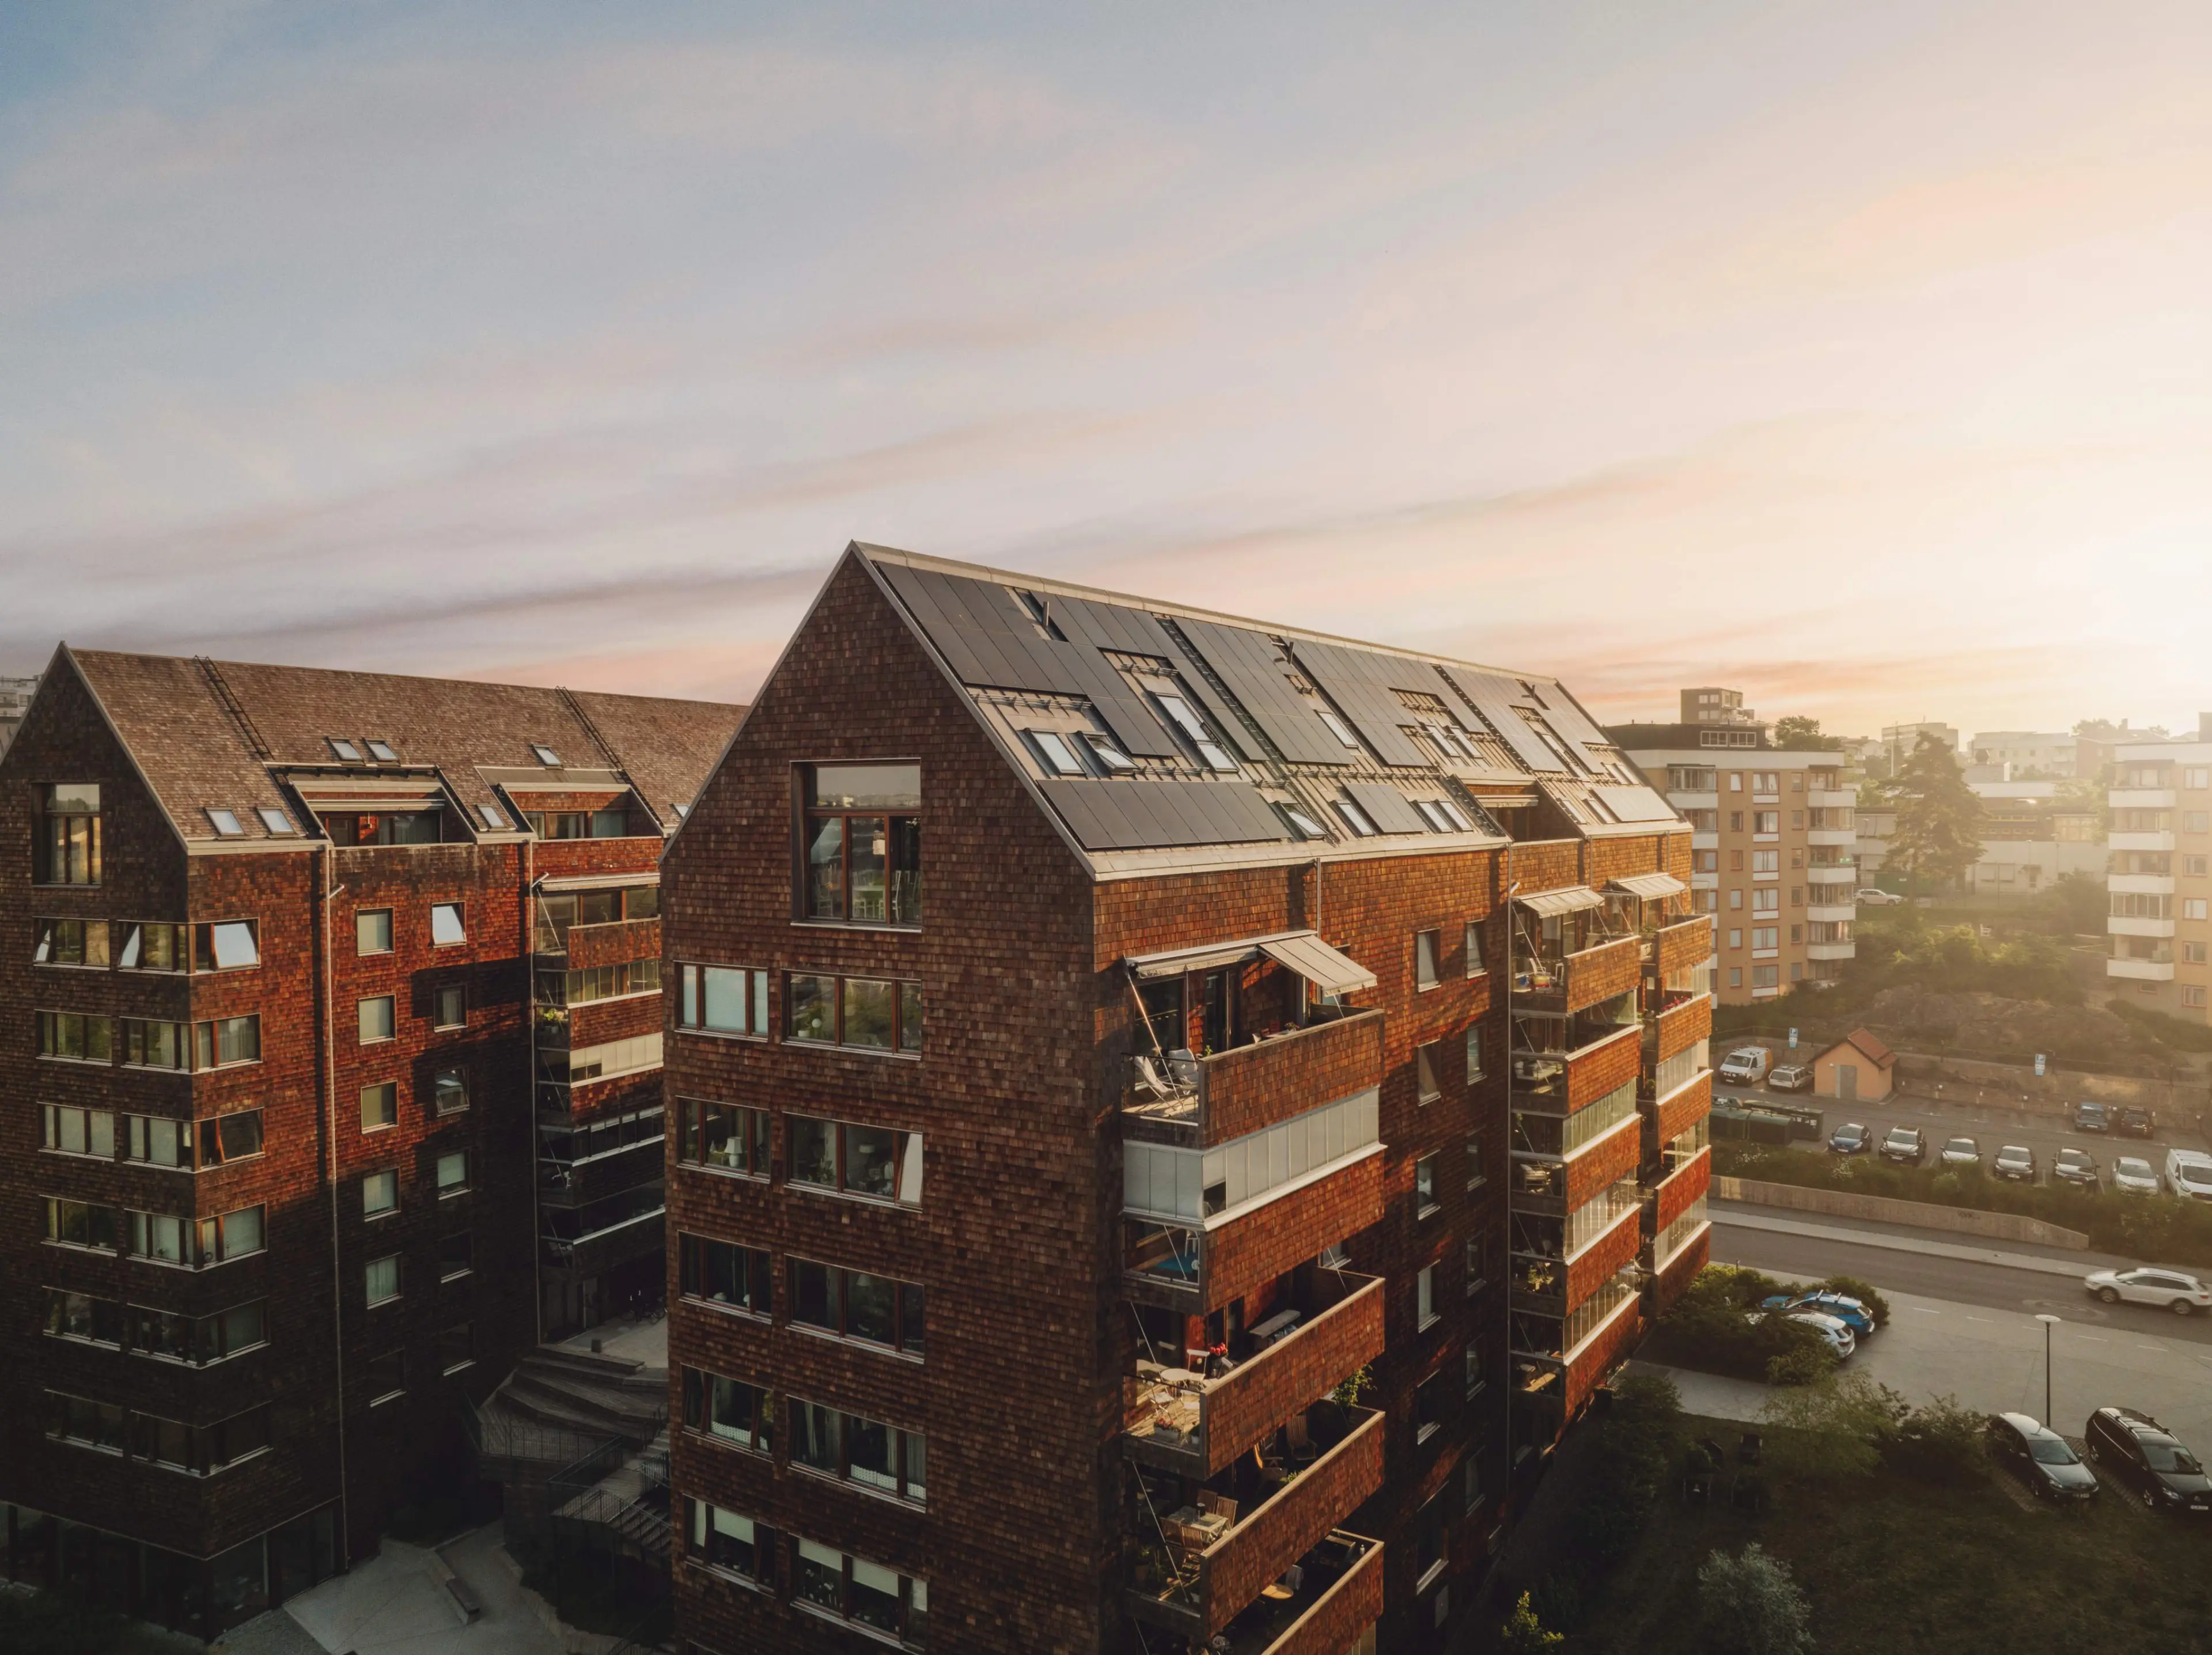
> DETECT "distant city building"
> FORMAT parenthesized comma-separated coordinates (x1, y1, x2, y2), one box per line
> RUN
(1967, 730, 2077, 779)
(1879, 721, 1959, 772)
(2107, 738, 2212, 1023)
(1680, 686, 1757, 726)
(0, 675, 37, 758)
(1966, 781, 2104, 895)
(1612, 710, 1857, 1005)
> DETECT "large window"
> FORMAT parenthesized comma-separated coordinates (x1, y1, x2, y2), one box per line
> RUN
(677, 964, 770, 1035)
(360, 1081, 398, 1131)
(40, 1104, 114, 1158)
(43, 1198, 120, 1252)
(801, 764, 921, 925)
(679, 1235, 772, 1315)
(1415, 929, 1441, 990)
(36, 1011, 113, 1063)
(685, 1500, 775, 1589)
(787, 1258, 926, 1357)
(36, 785, 101, 885)
(682, 1368, 770, 1453)
(676, 1099, 770, 1175)
(788, 1397, 927, 1506)
(192, 1016, 260, 1069)
(786, 1115, 923, 1206)
(785, 973, 923, 1053)
(793, 1536, 929, 1645)
(33, 918, 109, 967)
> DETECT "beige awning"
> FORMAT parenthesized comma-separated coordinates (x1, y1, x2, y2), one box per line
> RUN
(1514, 887, 1605, 918)
(1609, 872, 1688, 900)
(1124, 929, 1377, 996)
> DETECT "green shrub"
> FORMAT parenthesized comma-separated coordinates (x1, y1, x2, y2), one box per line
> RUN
(1699, 1543, 1813, 1655)
(1657, 1266, 1835, 1383)
(1501, 1590, 1565, 1652)
(1759, 1372, 1903, 1480)
(1763, 1340, 1837, 1387)
(1815, 1272, 1891, 1328)
(1884, 1393, 1988, 1485)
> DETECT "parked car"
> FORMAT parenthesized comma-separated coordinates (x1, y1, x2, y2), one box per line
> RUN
(1987, 1412, 2099, 1502)
(1828, 1121, 1870, 1156)
(1718, 1046, 1771, 1085)
(2072, 1100, 2109, 1133)
(2053, 1147, 2100, 1190)
(2113, 1156, 2162, 1196)
(2164, 1150, 2212, 1203)
(1938, 1136, 1980, 1169)
(1857, 887, 1906, 906)
(1760, 1290, 1876, 1336)
(1878, 1126, 1926, 1165)
(1993, 1143, 2037, 1183)
(1774, 1310, 1855, 1359)
(2084, 1267, 2212, 1315)
(1768, 1063, 1814, 1093)
(2083, 1407, 2212, 1513)
(2115, 1106, 2156, 1138)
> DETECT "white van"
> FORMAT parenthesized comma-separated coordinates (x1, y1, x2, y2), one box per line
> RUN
(2163, 1150, 2212, 1204)
(1718, 1046, 1771, 1086)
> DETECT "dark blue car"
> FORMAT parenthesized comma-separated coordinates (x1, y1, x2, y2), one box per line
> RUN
(1760, 1290, 1876, 1336)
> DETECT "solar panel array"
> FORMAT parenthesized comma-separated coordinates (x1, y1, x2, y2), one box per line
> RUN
(1282, 640, 1440, 769)
(1035, 777, 1291, 851)
(1438, 667, 1571, 775)
(1169, 616, 1353, 766)
(1344, 782, 1431, 835)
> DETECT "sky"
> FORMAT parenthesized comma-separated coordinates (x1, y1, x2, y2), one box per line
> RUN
(3, 1, 2210, 737)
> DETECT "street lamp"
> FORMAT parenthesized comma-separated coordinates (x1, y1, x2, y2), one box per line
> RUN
(2035, 1313, 2061, 1426)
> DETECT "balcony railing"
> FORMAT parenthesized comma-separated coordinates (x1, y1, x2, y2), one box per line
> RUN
(1650, 917, 1714, 980)
(1123, 1010, 1384, 1147)
(1507, 1020, 1639, 1111)
(1126, 1406, 1384, 1641)
(1122, 1147, 1386, 1314)
(1196, 1531, 1381, 1655)
(1513, 934, 1643, 1016)
(1123, 1272, 1383, 1476)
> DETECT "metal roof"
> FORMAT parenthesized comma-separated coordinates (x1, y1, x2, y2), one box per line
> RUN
(1513, 886, 1606, 917)
(1123, 928, 1377, 996)
(1609, 872, 1688, 900)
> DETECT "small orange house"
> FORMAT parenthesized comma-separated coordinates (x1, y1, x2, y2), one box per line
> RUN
(1813, 1029, 1896, 1103)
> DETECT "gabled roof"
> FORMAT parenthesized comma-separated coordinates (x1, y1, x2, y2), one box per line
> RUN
(847, 543, 1683, 877)
(1816, 1028, 1896, 1070)
(59, 647, 743, 847)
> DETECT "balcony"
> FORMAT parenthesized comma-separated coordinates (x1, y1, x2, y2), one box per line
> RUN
(1514, 934, 1643, 1016)
(1806, 862, 1856, 883)
(1124, 1147, 1385, 1314)
(2108, 956, 2175, 982)
(1647, 1144, 1711, 1233)
(1650, 916, 1714, 980)
(2111, 873, 2177, 896)
(1123, 1271, 1384, 1476)
(1645, 993, 1711, 1067)
(1806, 828, 1857, 847)
(2111, 789, 2177, 810)
(1126, 1405, 1384, 1642)
(2109, 915, 2176, 938)
(1195, 1531, 1380, 1655)
(2112, 831, 2176, 853)
(1509, 1277, 1642, 1420)
(1805, 942, 1857, 961)
(1649, 1070, 1712, 1147)
(1124, 1010, 1384, 1147)
(1508, 1184, 1643, 1318)
(1508, 1020, 1641, 1112)
(1806, 902, 1857, 922)
(1808, 787, 1858, 808)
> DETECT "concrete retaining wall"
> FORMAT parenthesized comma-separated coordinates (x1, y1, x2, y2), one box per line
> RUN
(1714, 1175, 2090, 1250)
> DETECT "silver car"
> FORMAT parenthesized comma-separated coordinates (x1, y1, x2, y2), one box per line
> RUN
(2085, 1268, 2212, 1316)
(2113, 1156, 2162, 1196)
(1939, 1137, 1980, 1169)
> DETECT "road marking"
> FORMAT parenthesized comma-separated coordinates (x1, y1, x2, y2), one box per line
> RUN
(1967, 1315, 1993, 1323)
(2136, 1345, 2169, 1353)
(2074, 1335, 2107, 1343)
(1911, 1306, 1942, 1315)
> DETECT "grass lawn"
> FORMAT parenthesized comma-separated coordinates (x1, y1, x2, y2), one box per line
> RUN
(1566, 1416, 2212, 1654)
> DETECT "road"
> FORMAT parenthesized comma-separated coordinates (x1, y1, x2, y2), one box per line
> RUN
(1715, 1081, 2210, 1187)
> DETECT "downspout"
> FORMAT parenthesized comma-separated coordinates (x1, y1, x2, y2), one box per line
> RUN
(525, 832, 543, 1347)
(318, 846, 354, 1566)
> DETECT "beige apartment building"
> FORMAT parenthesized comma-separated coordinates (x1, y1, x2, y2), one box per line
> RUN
(1612, 713, 1857, 1005)
(2107, 730, 2212, 1022)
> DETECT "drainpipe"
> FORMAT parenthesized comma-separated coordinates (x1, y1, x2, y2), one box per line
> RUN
(318, 849, 354, 1567)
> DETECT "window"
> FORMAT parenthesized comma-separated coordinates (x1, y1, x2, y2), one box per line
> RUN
(38, 1010, 115, 1063)
(1752, 772, 1778, 794)
(1466, 1130, 1485, 1190)
(1465, 1025, 1483, 1081)
(1790, 887, 1803, 907)
(1752, 889, 1779, 914)
(785, 973, 923, 1054)
(1416, 1264, 1437, 1330)
(1754, 812, 1779, 835)
(1729, 850, 1744, 872)
(2190, 813, 2211, 835)
(328, 738, 363, 761)
(479, 801, 510, 830)
(192, 920, 260, 971)
(434, 984, 465, 1029)
(1027, 730, 1085, 775)
(801, 764, 922, 925)
(359, 738, 396, 763)
(1415, 1153, 1440, 1218)
(1751, 849, 1778, 873)
(436, 1152, 469, 1198)
(200, 1109, 263, 1166)
(677, 1099, 771, 1175)
(44, 1198, 120, 1252)
(789, 1396, 928, 1505)
(1753, 964, 1779, 989)
(1319, 710, 1362, 751)
(1751, 926, 1778, 950)
(192, 1206, 265, 1266)
(43, 1290, 125, 1349)
(792, 1536, 928, 1644)
(357, 908, 393, 954)
(2186, 942, 2209, 964)
(677, 964, 771, 1036)
(1415, 929, 1441, 990)
(366, 1350, 406, 1405)
(359, 996, 396, 1043)
(1150, 689, 1238, 771)
(2186, 899, 2209, 921)
(1463, 920, 1485, 977)
(1415, 1041, 1442, 1104)
(41, 1104, 115, 1159)
(531, 744, 561, 766)
(1274, 801, 1330, 840)
(1728, 967, 1743, 988)
(363, 1171, 399, 1218)
(1416, 1369, 1446, 1444)
(787, 1115, 925, 1205)
(2186, 768, 2211, 791)
(1728, 929, 1741, 949)
(37, 785, 103, 885)
(33, 918, 110, 967)
(365, 1256, 402, 1306)
(1334, 796, 1379, 837)
(192, 1016, 260, 1069)
(1465, 1341, 1485, 1399)
(1464, 1234, 1490, 1294)
(686, 1501, 776, 1589)
(438, 1233, 473, 1281)
(206, 808, 245, 837)
(430, 903, 465, 946)
(1729, 774, 1743, 792)
(433, 1067, 469, 1115)
(122, 1018, 190, 1069)
(1415, 1491, 1448, 1588)
(683, 1368, 772, 1453)
(679, 1235, 772, 1315)
(439, 1323, 473, 1375)
(1728, 889, 1743, 910)
(361, 1081, 398, 1131)
(787, 1258, 926, 1357)
(2188, 856, 2209, 876)
(1462, 1451, 1484, 1516)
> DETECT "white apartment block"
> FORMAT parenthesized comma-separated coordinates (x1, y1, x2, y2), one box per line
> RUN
(2107, 740, 2212, 1022)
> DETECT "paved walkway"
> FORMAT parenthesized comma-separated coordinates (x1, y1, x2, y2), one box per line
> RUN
(559, 1314, 667, 1367)
(1714, 1207, 2108, 1278)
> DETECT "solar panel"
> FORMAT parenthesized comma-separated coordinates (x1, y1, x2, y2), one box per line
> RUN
(1283, 641, 1434, 769)
(1035, 778, 1293, 851)
(1439, 667, 1568, 774)
(1534, 680, 1615, 759)
(1169, 616, 1353, 766)
(1344, 782, 1431, 835)
(1593, 784, 1676, 823)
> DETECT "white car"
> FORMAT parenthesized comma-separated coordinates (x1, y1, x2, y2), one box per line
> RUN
(2164, 1150, 2212, 1204)
(1787, 1310, 1857, 1358)
(1857, 887, 1906, 906)
(2112, 1156, 2161, 1196)
(2084, 1267, 2212, 1316)
(1718, 1046, 1771, 1085)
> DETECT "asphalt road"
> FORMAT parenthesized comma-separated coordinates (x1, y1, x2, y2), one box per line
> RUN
(1715, 1082, 2210, 1187)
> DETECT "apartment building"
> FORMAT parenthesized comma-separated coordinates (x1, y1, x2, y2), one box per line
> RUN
(1967, 730, 2078, 780)
(1612, 719, 1856, 1005)
(1878, 722, 1958, 774)
(0, 649, 737, 1639)
(0, 673, 38, 758)
(2106, 731, 2212, 1022)
(659, 545, 1711, 1655)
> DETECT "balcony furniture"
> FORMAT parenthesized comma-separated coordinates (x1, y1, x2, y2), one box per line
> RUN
(1248, 1307, 1302, 1345)
(1260, 1564, 1306, 1602)
(1197, 1490, 1240, 1527)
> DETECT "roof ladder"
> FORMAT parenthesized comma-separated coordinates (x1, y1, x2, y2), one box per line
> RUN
(555, 686, 627, 778)
(196, 657, 273, 761)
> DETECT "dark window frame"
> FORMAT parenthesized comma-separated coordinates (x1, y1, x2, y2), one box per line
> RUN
(786, 1256, 926, 1358)
(782, 972, 923, 1055)
(795, 763, 923, 929)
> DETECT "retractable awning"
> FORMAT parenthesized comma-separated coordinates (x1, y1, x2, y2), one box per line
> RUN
(1123, 929, 1377, 995)
(1609, 872, 1688, 900)
(1513, 887, 1605, 918)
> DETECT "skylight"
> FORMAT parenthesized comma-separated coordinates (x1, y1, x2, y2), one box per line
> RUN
(1276, 802, 1330, 840)
(1318, 710, 1362, 751)
(1334, 798, 1379, 838)
(1413, 799, 1453, 832)
(1153, 691, 1240, 774)
(366, 740, 398, 763)
(328, 738, 362, 762)
(532, 744, 562, 767)
(257, 807, 296, 835)
(1436, 798, 1474, 831)
(478, 802, 509, 831)
(671, 801, 690, 819)
(1028, 730, 1085, 777)
(1081, 732, 1135, 773)
(206, 808, 245, 837)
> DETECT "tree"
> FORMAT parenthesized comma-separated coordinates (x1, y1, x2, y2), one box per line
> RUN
(1772, 715, 1842, 752)
(1500, 1591, 1565, 1653)
(1883, 732, 1982, 891)
(1758, 1370, 1907, 1480)
(1699, 1544, 1813, 1655)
